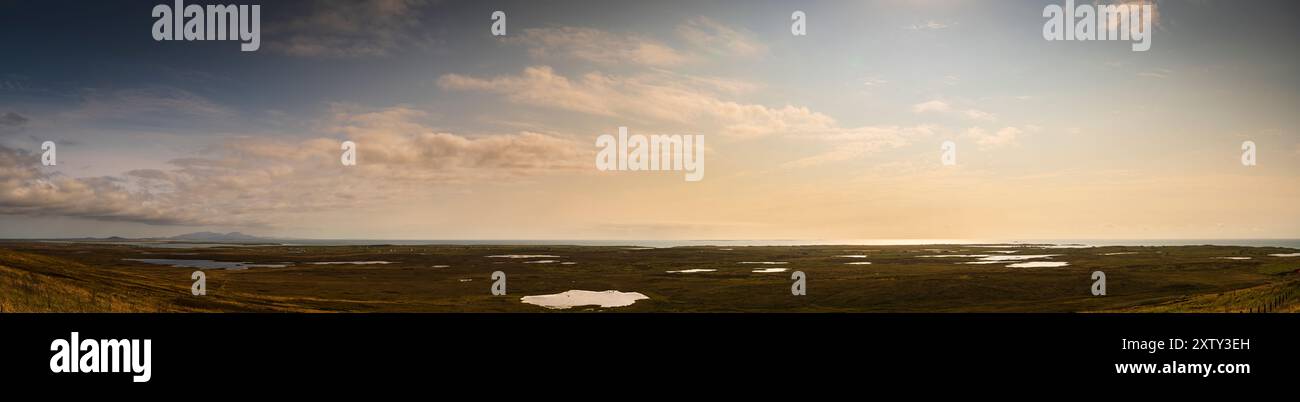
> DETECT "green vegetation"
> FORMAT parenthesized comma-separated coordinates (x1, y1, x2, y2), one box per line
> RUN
(1, 241, 1298, 312)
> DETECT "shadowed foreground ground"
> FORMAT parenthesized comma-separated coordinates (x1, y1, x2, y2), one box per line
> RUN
(2, 241, 1298, 312)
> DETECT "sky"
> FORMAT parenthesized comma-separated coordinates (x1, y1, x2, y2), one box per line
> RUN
(0, 0, 1297, 240)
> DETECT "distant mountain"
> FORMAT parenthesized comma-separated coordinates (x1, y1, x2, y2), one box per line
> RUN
(167, 232, 271, 242)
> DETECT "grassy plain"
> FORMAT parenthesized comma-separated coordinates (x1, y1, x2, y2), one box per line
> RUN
(2, 241, 1297, 312)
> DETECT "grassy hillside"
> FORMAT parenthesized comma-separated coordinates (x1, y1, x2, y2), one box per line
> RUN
(0, 249, 174, 312)
(1108, 278, 1300, 313)
(0, 248, 318, 312)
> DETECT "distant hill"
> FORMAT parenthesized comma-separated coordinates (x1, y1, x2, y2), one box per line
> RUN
(167, 232, 271, 242)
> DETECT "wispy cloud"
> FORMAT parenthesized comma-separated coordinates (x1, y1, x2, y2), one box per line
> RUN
(962, 109, 997, 122)
(780, 125, 938, 169)
(964, 127, 1023, 149)
(912, 100, 951, 114)
(48, 86, 233, 129)
(904, 21, 952, 31)
(438, 66, 845, 139)
(1138, 68, 1174, 79)
(508, 17, 765, 68)
(0, 112, 29, 135)
(439, 63, 940, 170)
(508, 26, 688, 67)
(268, 0, 431, 58)
(675, 16, 768, 58)
(912, 99, 995, 122)
(862, 77, 889, 87)
(0, 145, 245, 226)
(0, 105, 588, 227)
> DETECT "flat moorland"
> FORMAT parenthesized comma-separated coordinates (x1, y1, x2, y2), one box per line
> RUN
(2, 241, 1297, 312)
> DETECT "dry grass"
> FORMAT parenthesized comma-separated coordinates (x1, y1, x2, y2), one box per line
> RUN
(1108, 278, 1300, 313)
(0, 248, 317, 312)
(0, 249, 170, 312)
